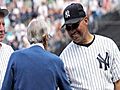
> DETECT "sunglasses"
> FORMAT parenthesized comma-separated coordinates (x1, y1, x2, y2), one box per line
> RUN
(65, 21, 80, 31)
(64, 18, 84, 31)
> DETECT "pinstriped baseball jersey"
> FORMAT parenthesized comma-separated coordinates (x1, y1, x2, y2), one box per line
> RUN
(0, 43, 14, 89)
(60, 35, 120, 90)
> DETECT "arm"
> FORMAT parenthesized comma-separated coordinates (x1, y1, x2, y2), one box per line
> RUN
(1, 53, 15, 90)
(57, 59, 72, 90)
(114, 80, 120, 90)
(111, 41, 120, 90)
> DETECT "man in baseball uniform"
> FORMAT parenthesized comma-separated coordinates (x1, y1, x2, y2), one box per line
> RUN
(60, 3, 120, 90)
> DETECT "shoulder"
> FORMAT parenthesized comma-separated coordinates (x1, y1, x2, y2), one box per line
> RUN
(61, 41, 74, 51)
(45, 51, 64, 64)
(47, 51, 62, 61)
(1, 43, 13, 48)
(1, 43, 14, 52)
(11, 48, 29, 58)
(95, 35, 118, 50)
(95, 34, 115, 44)
(60, 41, 75, 56)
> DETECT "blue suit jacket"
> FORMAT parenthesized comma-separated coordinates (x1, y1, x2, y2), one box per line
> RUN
(2, 45, 71, 90)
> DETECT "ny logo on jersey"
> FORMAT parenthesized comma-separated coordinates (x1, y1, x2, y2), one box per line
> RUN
(97, 52, 110, 70)
(65, 10, 70, 18)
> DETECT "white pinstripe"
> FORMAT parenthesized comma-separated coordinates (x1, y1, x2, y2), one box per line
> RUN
(60, 35, 120, 90)
(0, 43, 14, 89)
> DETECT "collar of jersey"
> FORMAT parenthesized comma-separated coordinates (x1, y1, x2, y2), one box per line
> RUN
(73, 35, 95, 47)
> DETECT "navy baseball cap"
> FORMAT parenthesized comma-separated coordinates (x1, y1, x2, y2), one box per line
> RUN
(62, 3, 86, 27)
(0, 8, 9, 17)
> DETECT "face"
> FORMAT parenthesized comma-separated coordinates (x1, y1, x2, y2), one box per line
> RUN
(0, 15, 5, 42)
(65, 17, 88, 44)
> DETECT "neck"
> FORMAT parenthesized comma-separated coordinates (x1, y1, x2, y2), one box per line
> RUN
(85, 33, 94, 44)
(78, 33, 94, 45)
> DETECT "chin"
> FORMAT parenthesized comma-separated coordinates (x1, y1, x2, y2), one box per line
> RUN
(74, 40, 81, 44)
(74, 39, 82, 43)
(0, 38, 4, 42)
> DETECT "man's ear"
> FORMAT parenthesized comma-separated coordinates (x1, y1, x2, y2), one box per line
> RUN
(42, 34, 48, 50)
(84, 16, 89, 25)
(84, 16, 88, 23)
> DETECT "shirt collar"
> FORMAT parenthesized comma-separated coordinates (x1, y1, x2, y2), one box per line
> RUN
(0, 42, 2, 48)
(30, 43, 44, 49)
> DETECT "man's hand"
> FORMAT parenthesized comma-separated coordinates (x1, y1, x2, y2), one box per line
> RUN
(115, 80, 120, 90)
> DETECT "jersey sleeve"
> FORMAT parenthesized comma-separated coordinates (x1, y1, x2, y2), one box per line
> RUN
(110, 41, 120, 82)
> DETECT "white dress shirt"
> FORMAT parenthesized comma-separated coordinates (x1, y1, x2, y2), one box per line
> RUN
(0, 43, 14, 89)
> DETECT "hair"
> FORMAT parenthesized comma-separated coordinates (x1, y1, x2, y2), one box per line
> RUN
(27, 18, 49, 49)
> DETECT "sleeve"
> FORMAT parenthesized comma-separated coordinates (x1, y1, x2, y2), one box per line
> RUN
(59, 53, 72, 84)
(56, 59, 72, 90)
(1, 53, 16, 90)
(111, 41, 120, 82)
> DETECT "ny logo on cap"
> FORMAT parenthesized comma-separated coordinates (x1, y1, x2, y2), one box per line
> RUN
(65, 10, 70, 18)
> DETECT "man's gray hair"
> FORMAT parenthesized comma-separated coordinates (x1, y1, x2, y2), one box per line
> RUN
(27, 18, 48, 44)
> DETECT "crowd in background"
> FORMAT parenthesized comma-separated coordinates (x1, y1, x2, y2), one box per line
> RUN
(0, 0, 119, 55)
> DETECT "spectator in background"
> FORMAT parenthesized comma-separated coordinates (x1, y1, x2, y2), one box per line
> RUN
(60, 3, 120, 90)
(0, 8, 14, 89)
(2, 0, 119, 55)
(1, 18, 71, 90)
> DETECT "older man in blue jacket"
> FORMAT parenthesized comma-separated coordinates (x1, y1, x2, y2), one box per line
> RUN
(1, 18, 71, 90)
